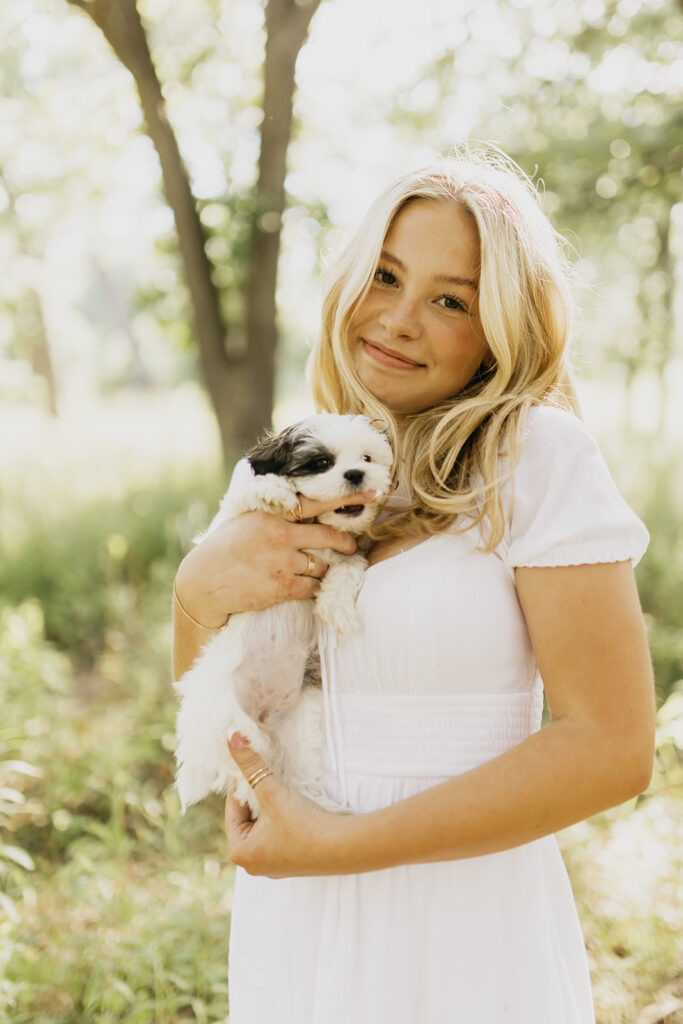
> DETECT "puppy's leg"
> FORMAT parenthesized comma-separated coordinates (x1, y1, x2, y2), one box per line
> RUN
(174, 602, 316, 814)
(269, 686, 349, 813)
(174, 623, 253, 812)
(313, 550, 368, 636)
(175, 649, 271, 819)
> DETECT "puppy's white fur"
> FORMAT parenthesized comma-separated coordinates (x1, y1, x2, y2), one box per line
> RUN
(174, 414, 393, 817)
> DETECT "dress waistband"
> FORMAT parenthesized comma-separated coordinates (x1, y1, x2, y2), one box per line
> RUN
(323, 689, 543, 778)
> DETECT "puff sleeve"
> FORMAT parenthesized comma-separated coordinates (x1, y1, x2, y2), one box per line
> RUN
(501, 406, 649, 571)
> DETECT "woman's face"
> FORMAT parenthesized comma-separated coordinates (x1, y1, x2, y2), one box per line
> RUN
(349, 198, 490, 416)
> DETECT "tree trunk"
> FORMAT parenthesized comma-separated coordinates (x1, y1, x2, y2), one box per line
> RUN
(243, 0, 322, 443)
(65, 0, 322, 459)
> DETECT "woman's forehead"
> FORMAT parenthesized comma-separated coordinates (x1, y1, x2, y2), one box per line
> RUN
(382, 198, 480, 282)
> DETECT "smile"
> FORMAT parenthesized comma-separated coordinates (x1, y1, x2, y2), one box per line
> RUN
(362, 340, 424, 371)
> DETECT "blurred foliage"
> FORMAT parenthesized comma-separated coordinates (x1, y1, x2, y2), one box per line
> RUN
(560, 702, 683, 1022)
(395, 0, 683, 432)
(0, 0, 335, 412)
(0, 0, 680, 436)
(633, 456, 683, 700)
(0, 447, 233, 1020)
(138, 190, 334, 383)
(0, 599, 233, 1022)
(0, 477, 213, 668)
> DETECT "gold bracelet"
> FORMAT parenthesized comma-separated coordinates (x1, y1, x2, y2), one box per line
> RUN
(173, 578, 229, 632)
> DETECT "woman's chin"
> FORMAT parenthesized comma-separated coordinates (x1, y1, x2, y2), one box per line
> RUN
(351, 355, 426, 415)
(354, 372, 416, 415)
(364, 387, 427, 417)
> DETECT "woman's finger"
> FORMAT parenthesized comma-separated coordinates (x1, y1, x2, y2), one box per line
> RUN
(295, 550, 327, 579)
(227, 733, 277, 801)
(286, 489, 379, 523)
(286, 574, 323, 601)
(287, 522, 357, 557)
(225, 787, 252, 837)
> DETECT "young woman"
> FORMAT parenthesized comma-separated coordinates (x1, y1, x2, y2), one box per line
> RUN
(173, 150, 655, 1023)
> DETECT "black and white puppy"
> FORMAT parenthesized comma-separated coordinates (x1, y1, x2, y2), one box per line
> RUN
(174, 414, 393, 817)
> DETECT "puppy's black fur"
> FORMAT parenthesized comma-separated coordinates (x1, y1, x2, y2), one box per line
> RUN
(246, 424, 337, 479)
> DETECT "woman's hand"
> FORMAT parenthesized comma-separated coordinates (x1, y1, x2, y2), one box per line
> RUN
(224, 733, 349, 878)
(175, 490, 377, 629)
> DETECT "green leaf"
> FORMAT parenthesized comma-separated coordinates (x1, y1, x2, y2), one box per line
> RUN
(0, 843, 35, 871)
(0, 759, 42, 778)
(0, 889, 19, 922)
(0, 786, 25, 804)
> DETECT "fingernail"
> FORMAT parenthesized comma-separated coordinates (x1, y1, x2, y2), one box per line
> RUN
(229, 732, 247, 749)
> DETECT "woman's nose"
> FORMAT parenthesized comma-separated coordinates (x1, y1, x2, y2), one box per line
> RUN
(378, 296, 422, 339)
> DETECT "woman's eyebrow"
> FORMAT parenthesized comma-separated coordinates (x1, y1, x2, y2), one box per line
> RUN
(380, 249, 478, 291)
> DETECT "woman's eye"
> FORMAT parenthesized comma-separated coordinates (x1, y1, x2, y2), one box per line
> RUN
(436, 294, 466, 312)
(362, 454, 372, 463)
(374, 267, 396, 286)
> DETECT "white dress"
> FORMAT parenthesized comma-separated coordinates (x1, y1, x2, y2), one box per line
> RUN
(226, 406, 649, 1024)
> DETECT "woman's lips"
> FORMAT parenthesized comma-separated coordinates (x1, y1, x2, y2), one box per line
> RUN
(362, 340, 423, 370)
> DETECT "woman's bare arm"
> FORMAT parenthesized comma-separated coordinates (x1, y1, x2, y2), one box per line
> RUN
(225, 560, 656, 876)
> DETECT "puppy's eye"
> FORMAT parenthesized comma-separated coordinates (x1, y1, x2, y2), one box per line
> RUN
(308, 456, 333, 472)
(362, 455, 372, 463)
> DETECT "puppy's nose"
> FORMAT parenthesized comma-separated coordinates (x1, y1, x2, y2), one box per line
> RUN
(344, 469, 365, 488)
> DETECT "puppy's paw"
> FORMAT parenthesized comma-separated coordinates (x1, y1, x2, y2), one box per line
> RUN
(252, 476, 299, 515)
(222, 775, 261, 819)
(315, 592, 360, 636)
(226, 475, 297, 519)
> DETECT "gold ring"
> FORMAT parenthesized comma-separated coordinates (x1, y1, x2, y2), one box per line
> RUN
(300, 551, 317, 578)
(290, 495, 304, 523)
(247, 767, 273, 789)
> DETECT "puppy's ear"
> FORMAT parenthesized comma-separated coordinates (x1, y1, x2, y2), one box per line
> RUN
(246, 423, 301, 476)
(367, 416, 391, 440)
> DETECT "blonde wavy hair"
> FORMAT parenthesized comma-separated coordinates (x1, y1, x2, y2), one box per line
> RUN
(307, 146, 581, 550)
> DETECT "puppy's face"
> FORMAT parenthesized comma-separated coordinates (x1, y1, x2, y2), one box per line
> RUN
(247, 414, 393, 533)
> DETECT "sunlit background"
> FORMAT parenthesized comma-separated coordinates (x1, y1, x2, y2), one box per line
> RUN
(1, 0, 682, 1021)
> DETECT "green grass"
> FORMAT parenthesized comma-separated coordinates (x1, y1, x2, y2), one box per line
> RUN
(6, 854, 233, 1023)
(0, 592, 235, 1023)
